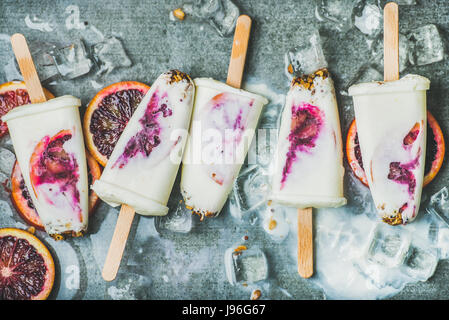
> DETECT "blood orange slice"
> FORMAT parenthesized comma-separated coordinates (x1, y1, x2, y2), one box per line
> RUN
(83, 81, 150, 166)
(0, 81, 54, 138)
(346, 111, 445, 188)
(0, 228, 55, 300)
(10, 152, 101, 230)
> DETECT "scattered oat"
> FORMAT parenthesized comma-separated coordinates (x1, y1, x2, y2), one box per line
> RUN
(27, 226, 35, 234)
(251, 289, 262, 300)
(234, 245, 247, 252)
(268, 218, 277, 230)
(173, 8, 185, 20)
(52, 234, 64, 241)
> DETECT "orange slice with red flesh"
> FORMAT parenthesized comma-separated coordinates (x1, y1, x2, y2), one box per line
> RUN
(346, 111, 445, 188)
(0, 81, 54, 138)
(83, 81, 150, 166)
(0, 228, 55, 300)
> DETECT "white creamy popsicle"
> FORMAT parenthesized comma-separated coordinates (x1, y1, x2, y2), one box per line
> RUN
(92, 70, 194, 216)
(2, 96, 89, 237)
(180, 78, 268, 218)
(349, 74, 430, 225)
(270, 69, 347, 208)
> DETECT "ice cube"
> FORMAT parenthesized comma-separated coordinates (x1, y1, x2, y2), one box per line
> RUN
(92, 36, 132, 75)
(231, 165, 269, 213)
(29, 41, 60, 82)
(407, 24, 445, 66)
(285, 29, 328, 76)
(0, 147, 16, 175)
(155, 200, 193, 233)
(224, 245, 268, 285)
(370, 32, 410, 72)
(366, 223, 411, 267)
(4, 42, 60, 83)
(49, 39, 93, 80)
(209, 0, 239, 37)
(353, 1, 382, 38)
(315, 0, 355, 33)
(402, 243, 438, 281)
(426, 187, 449, 227)
(346, 64, 383, 90)
(182, 0, 239, 37)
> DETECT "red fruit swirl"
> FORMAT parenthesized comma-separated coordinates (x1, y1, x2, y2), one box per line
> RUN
(113, 89, 172, 169)
(281, 103, 323, 189)
(30, 130, 81, 220)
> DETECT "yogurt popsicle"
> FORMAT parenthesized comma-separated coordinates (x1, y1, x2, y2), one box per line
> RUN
(348, 74, 430, 225)
(92, 70, 194, 215)
(270, 69, 347, 208)
(180, 78, 268, 218)
(2, 96, 89, 237)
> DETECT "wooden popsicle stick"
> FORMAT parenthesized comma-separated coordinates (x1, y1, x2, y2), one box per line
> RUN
(384, 2, 399, 81)
(102, 204, 135, 281)
(226, 15, 252, 88)
(10, 33, 47, 103)
(297, 208, 313, 278)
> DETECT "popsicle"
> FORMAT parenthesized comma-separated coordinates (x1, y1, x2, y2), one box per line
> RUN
(348, 3, 429, 225)
(270, 30, 346, 278)
(92, 70, 195, 215)
(180, 16, 268, 219)
(2, 34, 88, 238)
(98, 70, 194, 281)
(180, 78, 268, 218)
(270, 69, 347, 208)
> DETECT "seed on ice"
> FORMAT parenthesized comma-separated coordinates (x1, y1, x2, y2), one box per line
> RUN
(224, 245, 268, 285)
(262, 206, 290, 243)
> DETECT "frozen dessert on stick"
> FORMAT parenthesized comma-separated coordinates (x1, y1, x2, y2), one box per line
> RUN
(270, 69, 346, 208)
(270, 30, 346, 278)
(349, 3, 429, 225)
(180, 79, 268, 218)
(3, 34, 88, 238)
(99, 70, 195, 281)
(180, 15, 268, 219)
(93, 70, 195, 215)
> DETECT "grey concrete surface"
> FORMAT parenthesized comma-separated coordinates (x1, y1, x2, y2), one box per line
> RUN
(0, 0, 449, 300)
